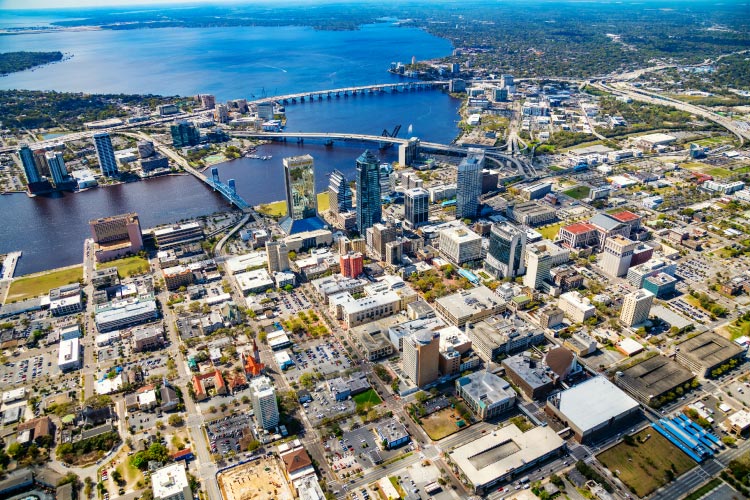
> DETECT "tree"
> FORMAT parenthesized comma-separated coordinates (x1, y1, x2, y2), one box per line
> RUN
(7, 442, 23, 459)
(168, 414, 184, 427)
(246, 440, 261, 452)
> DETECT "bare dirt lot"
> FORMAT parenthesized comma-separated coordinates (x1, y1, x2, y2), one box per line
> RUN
(217, 456, 294, 500)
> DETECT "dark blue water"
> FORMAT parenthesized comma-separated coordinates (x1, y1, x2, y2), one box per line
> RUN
(0, 24, 459, 276)
(0, 24, 451, 101)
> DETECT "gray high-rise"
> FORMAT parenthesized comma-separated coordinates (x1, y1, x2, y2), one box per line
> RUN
(18, 144, 41, 184)
(455, 149, 484, 220)
(485, 222, 526, 279)
(328, 169, 352, 216)
(355, 150, 381, 232)
(94, 132, 119, 177)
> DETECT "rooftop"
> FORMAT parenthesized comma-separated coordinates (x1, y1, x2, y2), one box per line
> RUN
(590, 213, 624, 232)
(456, 371, 516, 408)
(547, 377, 639, 434)
(619, 355, 694, 397)
(151, 463, 190, 499)
(562, 222, 597, 235)
(677, 331, 744, 367)
(611, 211, 641, 223)
(450, 426, 564, 488)
(502, 354, 553, 389)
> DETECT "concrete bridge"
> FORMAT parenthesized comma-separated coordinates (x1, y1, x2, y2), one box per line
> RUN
(250, 81, 449, 106)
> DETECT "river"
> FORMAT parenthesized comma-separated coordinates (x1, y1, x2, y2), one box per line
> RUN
(0, 24, 461, 275)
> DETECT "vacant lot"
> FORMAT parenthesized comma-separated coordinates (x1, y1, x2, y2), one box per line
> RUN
(538, 221, 566, 240)
(563, 185, 591, 200)
(420, 407, 467, 441)
(99, 256, 149, 277)
(217, 457, 293, 500)
(597, 429, 695, 498)
(7, 265, 82, 302)
(353, 389, 382, 412)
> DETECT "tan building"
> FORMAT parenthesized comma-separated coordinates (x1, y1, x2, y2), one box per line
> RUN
(619, 289, 654, 327)
(162, 265, 194, 291)
(403, 330, 440, 387)
(601, 236, 636, 278)
(90, 213, 143, 262)
(438, 225, 483, 265)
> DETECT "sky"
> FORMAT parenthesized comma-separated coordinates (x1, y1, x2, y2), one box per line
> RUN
(0, 0, 301, 9)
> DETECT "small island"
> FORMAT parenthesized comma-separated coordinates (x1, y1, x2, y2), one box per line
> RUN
(0, 51, 64, 76)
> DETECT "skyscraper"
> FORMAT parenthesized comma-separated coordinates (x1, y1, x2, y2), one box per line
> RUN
(403, 331, 440, 387)
(620, 289, 654, 327)
(601, 236, 636, 278)
(266, 240, 290, 274)
(170, 121, 200, 148)
(485, 222, 526, 279)
(17, 144, 41, 184)
(249, 376, 279, 430)
(404, 187, 429, 229)
(45, 152, 69, 187)
(455, 149, 484, 220)
(328, 169, 352, 216)
(356, 150, 382, 232)
(281, 155, 323, 234)
(523, 245, 552, 290)
(93, 132, 119, 177)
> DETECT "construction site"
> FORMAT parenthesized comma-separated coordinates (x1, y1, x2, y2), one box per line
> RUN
(217, 456, 294, 500)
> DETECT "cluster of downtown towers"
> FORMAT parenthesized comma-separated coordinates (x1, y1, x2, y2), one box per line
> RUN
(285, 148, 487, 235)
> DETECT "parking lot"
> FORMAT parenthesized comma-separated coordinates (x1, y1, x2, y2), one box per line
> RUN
(278, 290, 312, 316)
(304, 382, 356, 425)
(675, 258, 709, 283)
(206, 414, 253, 456)
(325, 423, 406, 476)
(0, 352, 58, 389)
(284, 337, 352, 379)
(668, 298, 711, 323)
(129, 410, 159, 432)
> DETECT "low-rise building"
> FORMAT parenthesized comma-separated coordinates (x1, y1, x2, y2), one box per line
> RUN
(340, 291, 401, 329)
(455, 371, 516, 420)
(468, 316, 545, 361)
(449, 426, 565, 495)
(192, 369, 226, 401)
(92, 267, 119, 289)
(438, 226, 483, 265)
(162, 265, 194, 291)
(506, 201, 556, 226)
(434, 287, 506, 327)
(615, 355, 694, 406)
(557, 291, 596, 323)
(675, 331, 745, 378)
(95, 297, 158, 332)
(58, 337, 81, 371)
(375, 418, 410, 449)
(235, 269, 275, 294)
(502, 353, 555, 400)
(352, 324, 394, 361)
(132, 325, 165, 352)
(546, 377, 640, 443)
(152, 462, 192, 500)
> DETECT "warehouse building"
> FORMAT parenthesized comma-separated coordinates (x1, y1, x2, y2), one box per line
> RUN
(615, 355, 694, 406)
(675, 331, 745, 378)
(545, 377, 640, 443)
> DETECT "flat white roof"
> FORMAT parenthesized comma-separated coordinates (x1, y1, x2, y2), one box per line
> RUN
(58, 337, 80, 367)
(451, 426, 564, 488)
(225, 251, 267, 274)
(617, 337, 644, 356)
(152, 462, 190, 499)
(552, 377, 638, 434)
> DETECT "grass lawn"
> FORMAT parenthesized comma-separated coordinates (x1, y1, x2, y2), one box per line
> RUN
(704, 167, 733, 178)
(597, 429, 695, 498)
(510, 415, 534, 432)
(548, 165, 565, 172)
(419, 407, 467, 441)
(538, 221, 566, 240)
(389, 476, 407, 499)
(563, 185, 591, 200)
(257, 200, 287, 217)
(353, 389, 382, 412)
(98, 256, 149, 277)
(6, 266, 82, 302)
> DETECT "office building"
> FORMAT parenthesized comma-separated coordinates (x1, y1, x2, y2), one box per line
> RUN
(403, 330, 440, 387)
(18, 144, 41, 184)
(455, 371, 516, 420)
(266, 240, 290, 273)
(95, 298, 158, 332)
(451, 426, 563, 495)
(626, 259, 677, 288)
(281, 154, 324, 234)
(520, 182, 552, 200)
(93, 132, 119, 177)
(369, 223, 397, 261)
(398, 137, 420, 167)
(340, 252, 364, 278)
(506, 201, 556, 226)
(45, 152, 69, 186)
(525, 241, 570, 268)
(213, 103, 229, 123)
(356, 150, 382, 232)
(58, 337, 81, 372)
(438, 225, 482, 265)
(340, 291, 401, 329)
(137, 140, 155, 158)
(152, 463, 192, 500)
(162, 266, 194, 291)
(485, 222, 526, 279)
(151, 222, 204, 249)
(455, 149, 484, 220)
(468, 316, 545, 361)
(250, 376, 279, 430)
(90, 213, 144, 262)
(642, 272, 677, 298)
(502, 354, 555, 400)
(619, 289, 654, 327)
(557, 291, 596, 323)
(601, 236, 636, 278)
(328, 169, 352, 216)
(545, 377, 640, 443)
(132, 325, 165, 352)
(197, 94, 215, 109)
(675, 331, 745, 378)
(524, 244, 552, 290)
(434, 287, 506, 328)
(557, 222, 598, 249)
(404, 187, 429, 229)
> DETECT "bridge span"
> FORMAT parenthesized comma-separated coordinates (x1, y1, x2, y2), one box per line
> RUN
(230, 131, 536, 179)
(250, 80, 448, 105)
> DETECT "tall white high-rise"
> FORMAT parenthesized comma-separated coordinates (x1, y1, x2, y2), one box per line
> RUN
(94, 132, 119, 177)
(601, 236, 636, 278)
(620, 289, 654, 327)
(485, 222, 526, 279)
(266, 240, 290, 274)
(250, 376, 279, 430)
(523, 245, 552, 290)
(455, 148, 485, 220)
(404, 187, 429, 229)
